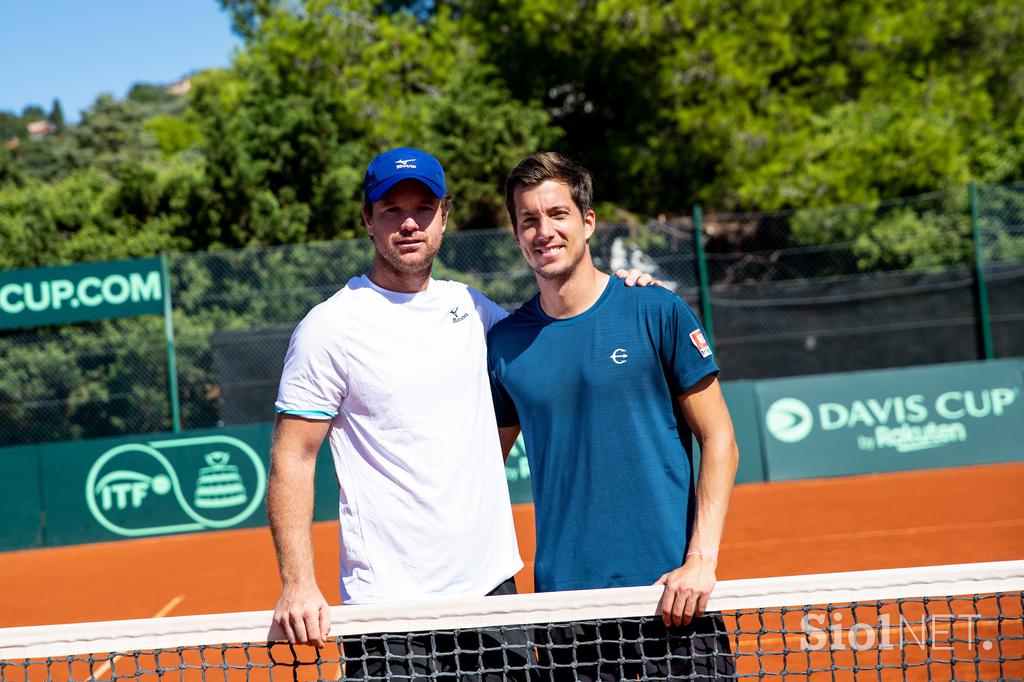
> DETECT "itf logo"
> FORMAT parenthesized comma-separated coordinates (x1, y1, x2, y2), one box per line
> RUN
(85, 435, 267, 538)
(766, 398, 814, 443)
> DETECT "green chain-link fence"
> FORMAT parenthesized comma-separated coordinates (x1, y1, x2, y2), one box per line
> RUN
(1, 183, 1022, 446)
(705, 188, 982, 378)
(975, 183, 1024, 358)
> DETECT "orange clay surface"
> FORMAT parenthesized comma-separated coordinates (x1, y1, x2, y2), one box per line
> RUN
(0, 461, 1021, 628)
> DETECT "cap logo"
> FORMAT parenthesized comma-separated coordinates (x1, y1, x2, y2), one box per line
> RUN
(364, 148, 445, 202)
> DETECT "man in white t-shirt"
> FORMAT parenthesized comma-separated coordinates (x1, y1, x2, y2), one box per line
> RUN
(270, 147, 529, 679)
(269, 147, 649, 679)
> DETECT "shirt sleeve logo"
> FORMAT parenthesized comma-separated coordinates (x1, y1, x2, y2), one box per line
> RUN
(689, 329, 712, 358)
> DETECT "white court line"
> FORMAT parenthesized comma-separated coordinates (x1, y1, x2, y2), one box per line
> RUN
(88, 595, 185, 681)
(722, 518, 1024, 551)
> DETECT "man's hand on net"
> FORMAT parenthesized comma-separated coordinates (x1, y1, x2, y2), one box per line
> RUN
(654, 553, 717, 627)
(273, 583, 331, 648)
(615, 268, 663, 287)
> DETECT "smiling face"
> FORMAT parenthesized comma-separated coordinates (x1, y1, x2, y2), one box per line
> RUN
(512, 179, 596, 282)
(362, 179, 447, 284)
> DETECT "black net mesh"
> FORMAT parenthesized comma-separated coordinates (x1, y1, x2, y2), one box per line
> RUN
(2, 590, 1021, 681)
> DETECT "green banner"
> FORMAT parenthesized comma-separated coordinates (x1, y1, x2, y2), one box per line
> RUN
(757, 359, 1024, 481)
(721, 381, 766, 484)
(13, 359, 1020, 550)
(0, 257, 164, 330)
(0, 446, 43, 551)
(34, 424, 338, 547)
(4, 420, 533, 550)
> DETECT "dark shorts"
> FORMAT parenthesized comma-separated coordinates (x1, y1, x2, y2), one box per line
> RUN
(340, 576, 535, 681)
(538, 612, 737, 681)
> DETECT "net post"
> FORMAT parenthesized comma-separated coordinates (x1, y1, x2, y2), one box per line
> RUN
(160, 253, 182, 433)
(968, 181, 994, 360)
(693, 203, 714, 342)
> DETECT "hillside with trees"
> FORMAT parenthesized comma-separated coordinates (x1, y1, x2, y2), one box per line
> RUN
(2, 0, 1023, 446)
(1, 0, 1022, 270)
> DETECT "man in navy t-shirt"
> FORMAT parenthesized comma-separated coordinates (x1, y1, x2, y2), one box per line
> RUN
(488, 152, 739, 680)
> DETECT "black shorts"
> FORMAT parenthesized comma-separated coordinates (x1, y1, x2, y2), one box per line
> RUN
(537, 612, 737, 681)
(340, 576, 536, 681)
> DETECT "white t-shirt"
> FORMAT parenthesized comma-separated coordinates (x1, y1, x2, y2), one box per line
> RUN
(275, 275, 522, 604)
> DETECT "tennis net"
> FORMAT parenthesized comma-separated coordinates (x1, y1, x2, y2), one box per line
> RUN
(1, 560, 1021, 681)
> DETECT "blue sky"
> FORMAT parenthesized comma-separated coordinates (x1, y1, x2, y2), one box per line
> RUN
(1, 0, 240, 122)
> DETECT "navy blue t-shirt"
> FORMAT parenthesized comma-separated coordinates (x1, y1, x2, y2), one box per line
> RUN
(487, 278, 718, 593)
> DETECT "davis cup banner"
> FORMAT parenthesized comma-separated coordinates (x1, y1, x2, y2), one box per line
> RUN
(757, 360, 1024, 480)
(0, 257, 164, 330)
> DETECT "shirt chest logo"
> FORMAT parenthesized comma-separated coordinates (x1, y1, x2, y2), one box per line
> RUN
(610, 348, 629, 365)
(449, 306, 469, 324)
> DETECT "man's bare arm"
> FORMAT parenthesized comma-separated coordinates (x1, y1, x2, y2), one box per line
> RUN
(680, 375, 738, 567)
(655, 375, 739, 627)
(498, 425, 522, 463)
(268, 414, 332, 647)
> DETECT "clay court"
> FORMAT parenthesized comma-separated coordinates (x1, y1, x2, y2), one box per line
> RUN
(1, 460, 1021, 629)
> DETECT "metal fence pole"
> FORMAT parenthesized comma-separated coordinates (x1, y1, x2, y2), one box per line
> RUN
(161, 253, 182, 432)
(693, 204, 714, 342)
(968, 182, 994, 360)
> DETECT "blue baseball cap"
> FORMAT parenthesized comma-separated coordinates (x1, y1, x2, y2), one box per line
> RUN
(363, 147, 446, 203)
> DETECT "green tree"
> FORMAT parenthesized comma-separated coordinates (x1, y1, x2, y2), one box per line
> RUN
(191, 0, 555, 246)
(11, 135, 78, 182)
(0, 147, 24, 187)
(218, 0, 287, 39)
(143, 115, 202, 157)
(0, 111, 22, 142)
(21, 104, 45, 121)
(127, 83, 182, 109)
(459, 0, 1024, 218)
(72, 94, 158, 171)
(49, 99, 65, 132)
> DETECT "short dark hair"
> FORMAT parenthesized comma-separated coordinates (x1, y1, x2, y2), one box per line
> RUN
(362, 193, 453, 221)
(504, 152, 593, 229)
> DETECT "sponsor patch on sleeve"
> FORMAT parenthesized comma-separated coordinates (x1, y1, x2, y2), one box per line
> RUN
(689, 329, 712, 358)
